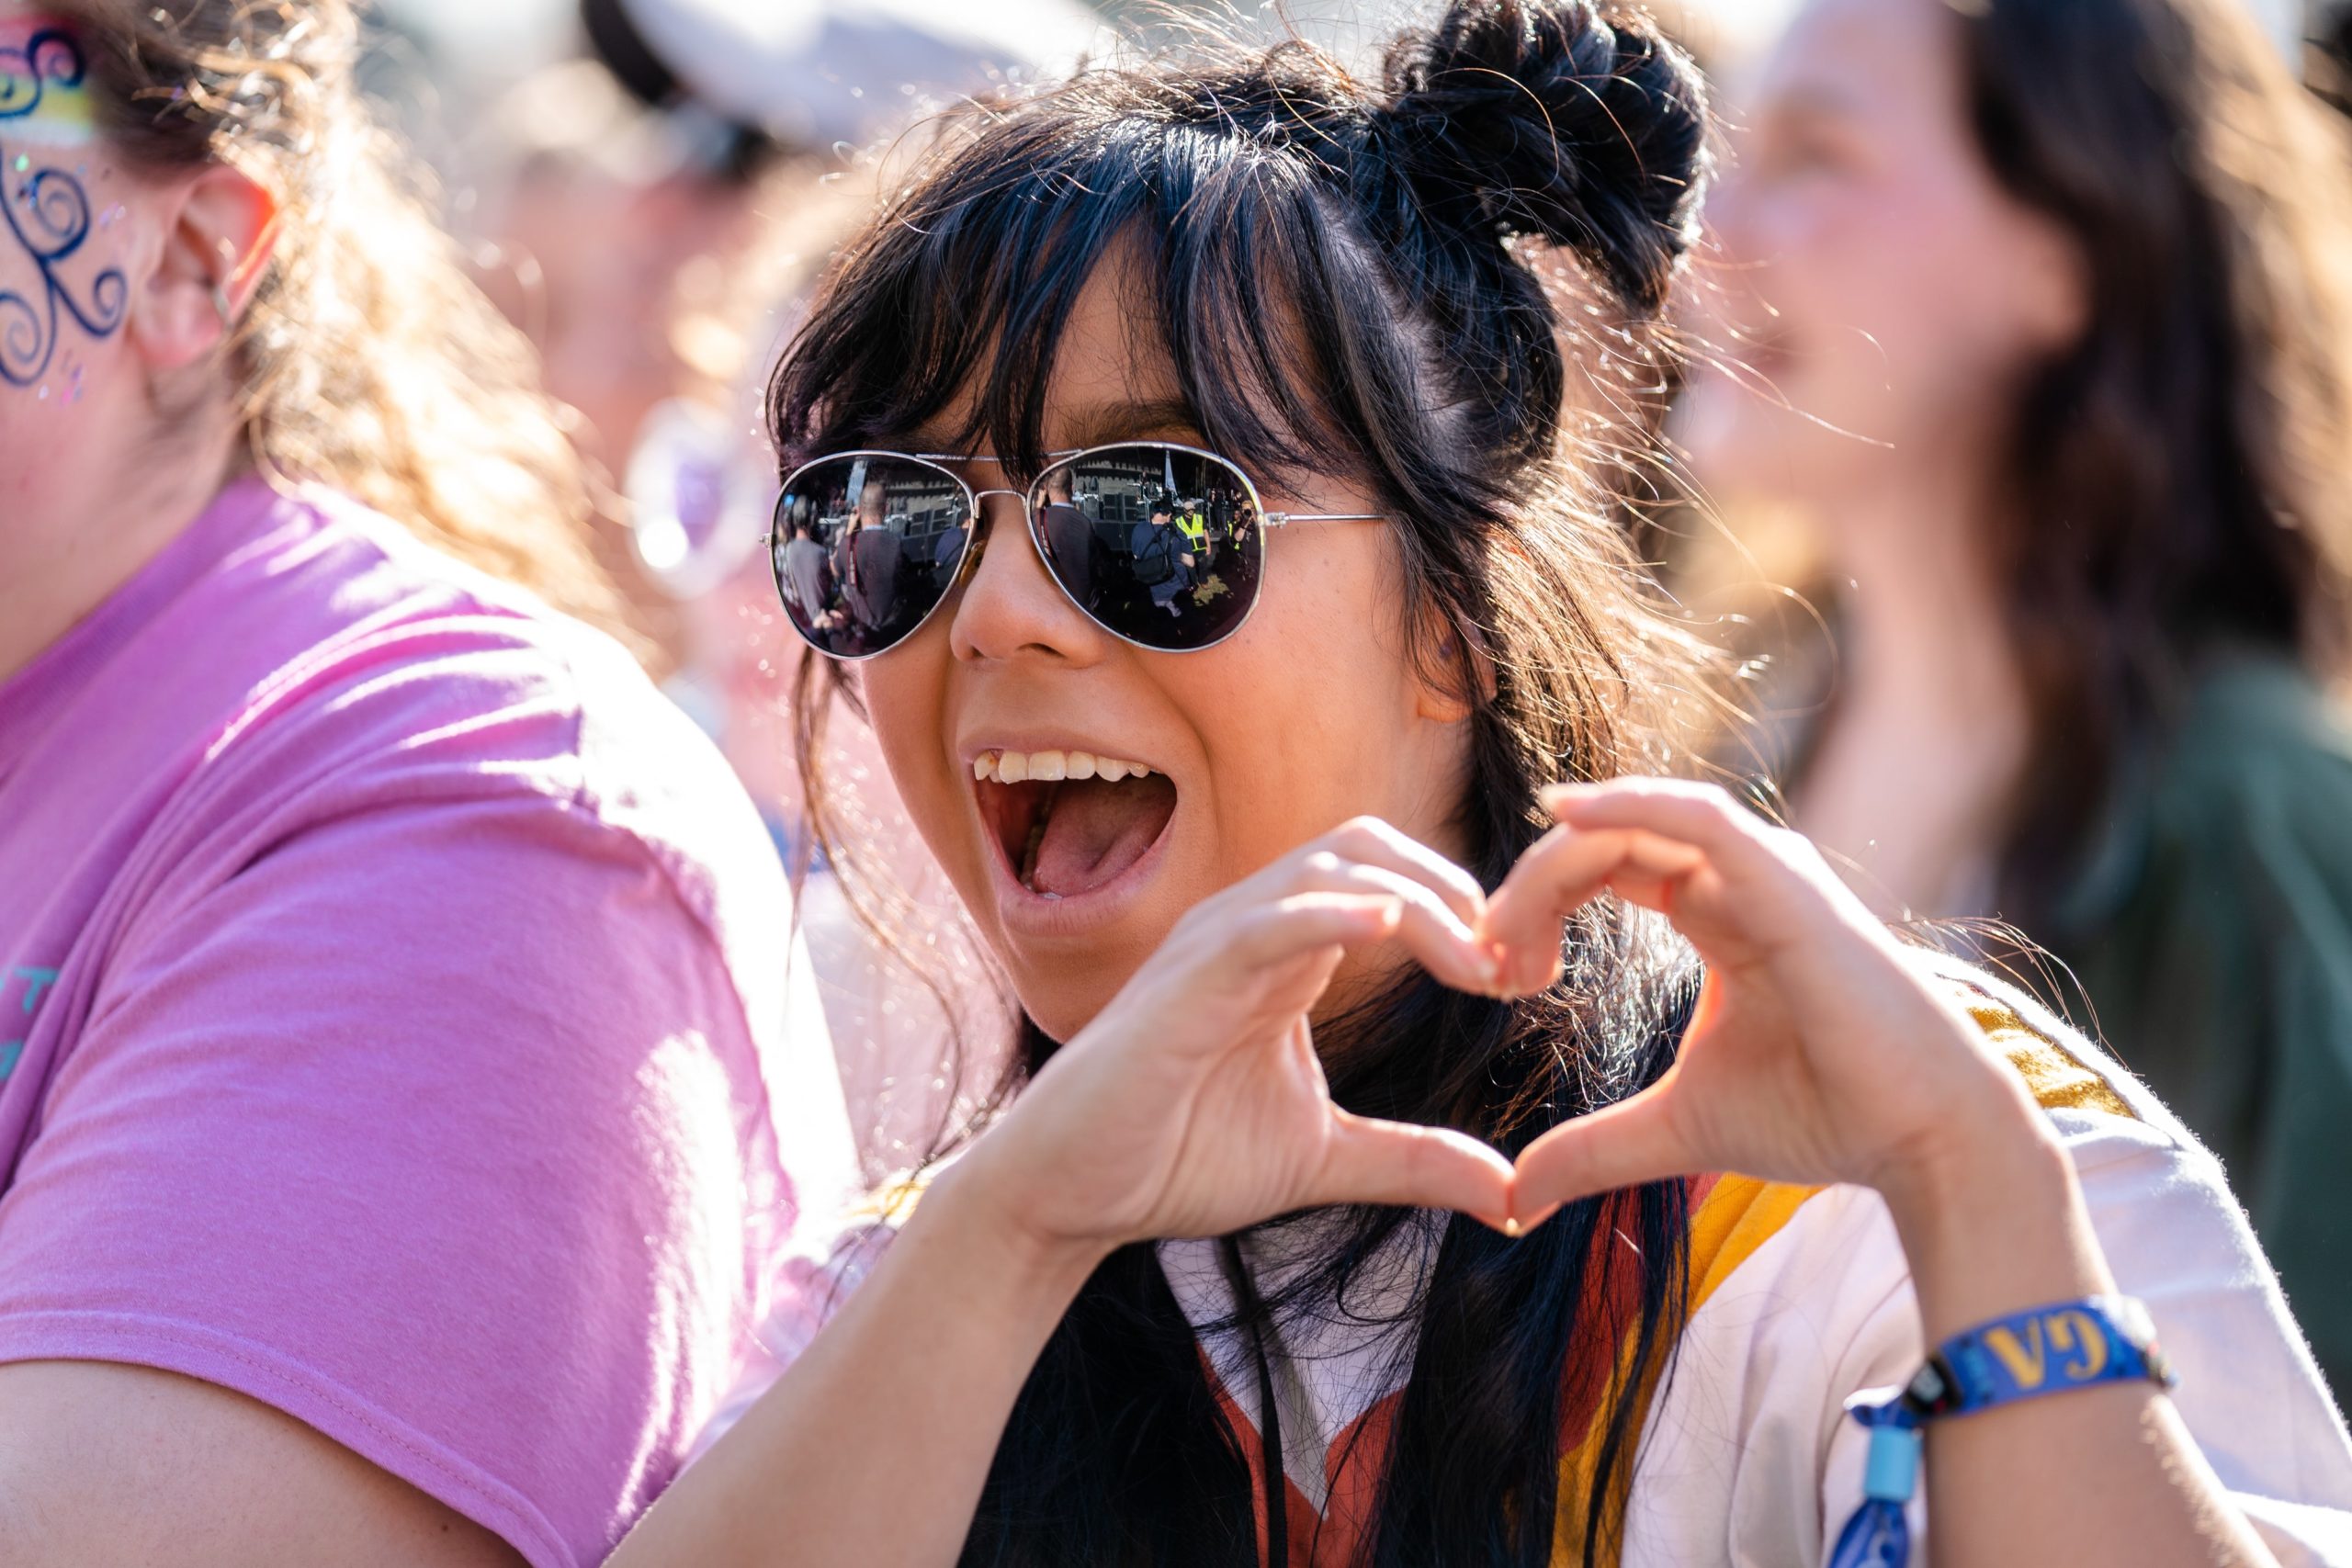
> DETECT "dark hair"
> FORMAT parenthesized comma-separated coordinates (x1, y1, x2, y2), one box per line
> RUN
(1956, 0, 2352, 923)
(770, 2, 1713, 1562)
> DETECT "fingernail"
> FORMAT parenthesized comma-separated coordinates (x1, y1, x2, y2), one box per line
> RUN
(1539, 784, 1578, 814)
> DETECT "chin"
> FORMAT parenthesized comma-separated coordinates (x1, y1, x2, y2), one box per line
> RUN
(1005, 972, 1125, 1045)
(991, 878, 1188, 1043)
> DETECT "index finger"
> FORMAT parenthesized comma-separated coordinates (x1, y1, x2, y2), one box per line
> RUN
(1300, 817, 1489, 929)
(1480, 823, 1706, 992)
(1538, 780, 1780, 877)
(1512, 1086, 1696, 1221)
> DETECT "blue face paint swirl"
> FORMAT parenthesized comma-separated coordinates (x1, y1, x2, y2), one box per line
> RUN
(1, 26, 129, 389)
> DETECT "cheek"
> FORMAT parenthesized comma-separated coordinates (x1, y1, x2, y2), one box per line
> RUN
(1737, 178, 2034, 441)
(855, 631, 972, 880)
(1190, 531, 1430, 871)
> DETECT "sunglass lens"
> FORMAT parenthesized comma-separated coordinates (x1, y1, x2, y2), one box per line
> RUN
(772, 457, 973, 657)
(1031, 446, 1263, 651)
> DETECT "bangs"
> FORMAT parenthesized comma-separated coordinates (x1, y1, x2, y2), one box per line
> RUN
(772, 70, 1462, 503)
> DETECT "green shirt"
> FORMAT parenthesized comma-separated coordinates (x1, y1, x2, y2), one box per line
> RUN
(2050, 653, 2352, 1403)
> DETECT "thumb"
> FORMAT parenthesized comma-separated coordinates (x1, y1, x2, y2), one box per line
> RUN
(1510, 1088, 1693, 1225)
(1307, 1109, 1515, 1225)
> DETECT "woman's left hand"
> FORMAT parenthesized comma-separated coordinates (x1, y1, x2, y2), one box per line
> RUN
(1487, 778, 2053, 1226)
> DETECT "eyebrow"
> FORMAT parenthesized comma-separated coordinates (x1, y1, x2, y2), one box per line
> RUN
(1061, 398, 1202, 450)
(901, 397, 1204, 458)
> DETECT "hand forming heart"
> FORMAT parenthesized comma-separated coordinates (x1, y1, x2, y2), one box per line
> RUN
(946, 777, 2042, 1261)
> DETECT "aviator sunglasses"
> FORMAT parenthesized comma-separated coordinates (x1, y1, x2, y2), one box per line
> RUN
(766, 442, 1387, 659)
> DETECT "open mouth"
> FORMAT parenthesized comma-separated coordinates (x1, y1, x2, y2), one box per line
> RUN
(974, 750, 1179, 901)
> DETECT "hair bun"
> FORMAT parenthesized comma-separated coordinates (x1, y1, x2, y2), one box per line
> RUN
(1382, 0, 1709, 310)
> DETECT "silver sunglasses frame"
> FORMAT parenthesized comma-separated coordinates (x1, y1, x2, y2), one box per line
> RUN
(765, 441, 1387, 660)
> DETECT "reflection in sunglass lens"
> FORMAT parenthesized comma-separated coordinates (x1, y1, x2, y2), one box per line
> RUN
(1030, 446, 1264, 651)
(772, 456, 974, 658)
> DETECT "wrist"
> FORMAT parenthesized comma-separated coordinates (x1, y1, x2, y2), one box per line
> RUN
(922, 1143, 1120, 1292)
(1871, 1073, 2055, 1229)
(1873, 1090, 2114, 1344)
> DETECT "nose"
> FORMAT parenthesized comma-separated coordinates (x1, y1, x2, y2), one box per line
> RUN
(947, 491, 1113, 665)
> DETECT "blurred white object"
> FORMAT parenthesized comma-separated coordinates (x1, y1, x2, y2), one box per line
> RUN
(627, 396, 775, 599)
(619, 0, 1108, 151)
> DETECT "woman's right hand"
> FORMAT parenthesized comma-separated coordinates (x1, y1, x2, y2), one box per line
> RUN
(943, 818, 1516, 1264)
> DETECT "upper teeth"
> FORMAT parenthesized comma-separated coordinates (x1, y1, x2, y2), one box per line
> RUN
(974, 750, 1154, 784)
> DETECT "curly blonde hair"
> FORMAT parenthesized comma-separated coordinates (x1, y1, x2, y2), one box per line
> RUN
(56, 0, 627, 632)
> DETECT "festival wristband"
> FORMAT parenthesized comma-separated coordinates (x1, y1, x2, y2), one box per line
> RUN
(1827, 1296, 2177, 1568)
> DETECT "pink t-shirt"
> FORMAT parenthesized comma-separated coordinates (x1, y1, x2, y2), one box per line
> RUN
(0, 479, 855, 1566)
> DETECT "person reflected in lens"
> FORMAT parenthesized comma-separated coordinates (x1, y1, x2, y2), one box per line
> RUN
(1037, 467, 1102, 606)
(835, 479, 904, 646)
(1132, 501, 1193, 620)
(1172, 496, 1209, 579)
(777, 516, 836, 632)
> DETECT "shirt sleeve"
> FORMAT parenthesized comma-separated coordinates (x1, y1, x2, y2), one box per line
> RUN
(1811, 1116, 2352, 1567)
(0, 792, 792, 1568)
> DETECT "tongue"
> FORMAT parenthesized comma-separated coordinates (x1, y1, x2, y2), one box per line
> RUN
(1028, 774, 1177, 897)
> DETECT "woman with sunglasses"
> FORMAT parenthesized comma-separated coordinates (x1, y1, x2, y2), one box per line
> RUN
(614, 3, 2352, 1564)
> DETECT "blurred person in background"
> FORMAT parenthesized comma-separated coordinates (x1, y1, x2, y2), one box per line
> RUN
(0, 3, 852, 1564)
(459, 0, 1108, 675)
(1676, 0, 2352, 1399)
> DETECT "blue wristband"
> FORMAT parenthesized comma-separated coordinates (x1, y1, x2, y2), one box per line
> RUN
(1827, 1297, 2176, 1568)
(1902, 1294, 2176, 1418)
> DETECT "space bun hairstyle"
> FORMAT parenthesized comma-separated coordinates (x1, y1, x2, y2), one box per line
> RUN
(1383, 0, 1709, 310)
(774, 5, 1715, 1565)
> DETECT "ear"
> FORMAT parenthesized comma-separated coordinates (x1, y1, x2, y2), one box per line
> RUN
(129, 162, 279, 373)
(1414, 617, 1497, 726)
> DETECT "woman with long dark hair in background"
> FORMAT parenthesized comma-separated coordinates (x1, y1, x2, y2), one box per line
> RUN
(610, 3, 2351, 1564)
(1678, 0, 2352, 1401)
